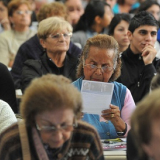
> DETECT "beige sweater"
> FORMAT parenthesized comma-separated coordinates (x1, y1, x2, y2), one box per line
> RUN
(0, 29, 36, 66)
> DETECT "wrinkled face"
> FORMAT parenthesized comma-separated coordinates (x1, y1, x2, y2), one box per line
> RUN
(113, 20, 130, 50)
(40, 30, 71, 54)
(35, 108, 74, 149)
(100, 5, 113, 28)
(105, 0, 116, 9)
(142, 118, 160, 160)
(0, 2, 8, 22)
(10, 4, 31, 27)
(147, 5, 160, 21)
(65, 0, 84, 27)
(83, 46, 115, 82)
(128, 25, 157, 54)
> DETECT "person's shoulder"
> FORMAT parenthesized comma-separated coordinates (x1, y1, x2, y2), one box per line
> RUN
(0, 30, 13, 40)
(72, 31, 86, 38)
(113, 81, 127, 89)
(0, 63, 7, 69)
(0, 99, 10, 111)
(23, 59, 42, 74)
(20, 34, 37, 46)
(24, 59, 41, 66)
(0, 123, 19, 140)
(72, 77, 82, 89)
(28, 29, 37, 36)
(0, 123, 21, 159)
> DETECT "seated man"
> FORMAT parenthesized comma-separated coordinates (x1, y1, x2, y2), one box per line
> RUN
(117, 11, 160, 103)
(11, 2, 82, 89)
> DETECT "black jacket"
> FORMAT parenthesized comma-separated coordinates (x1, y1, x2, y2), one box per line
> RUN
(117, 47, 160, 103)
(21, 53, 79, 92)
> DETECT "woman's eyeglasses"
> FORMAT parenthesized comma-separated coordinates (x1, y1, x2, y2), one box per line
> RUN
(36, 122, 77, 134)
(15, 10, 33, 15)
(48, 33, 72, 40)
(84, 64, 114, 73)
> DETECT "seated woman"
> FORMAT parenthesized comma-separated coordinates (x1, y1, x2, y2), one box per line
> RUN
(71, 0, 113, 48)
(0, 74, 104, 160)
(108, 13, 131, 53)
(21, 17, 79, 92)
(0, 100, 17, 134)
(129, 87, 160, 160)
(0, 0, 36, 67)
(73, 34, 135, 139)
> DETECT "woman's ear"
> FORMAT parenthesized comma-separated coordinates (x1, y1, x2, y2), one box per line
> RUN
(40, 39, 46, 49)
(127, 31, 133, 41)
(94, 16, 102, 24)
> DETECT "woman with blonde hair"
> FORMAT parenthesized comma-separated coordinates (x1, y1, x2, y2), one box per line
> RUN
(21, 17, 79, 92)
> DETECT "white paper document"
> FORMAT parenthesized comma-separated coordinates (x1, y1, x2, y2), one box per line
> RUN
(81, 80, 114, 115)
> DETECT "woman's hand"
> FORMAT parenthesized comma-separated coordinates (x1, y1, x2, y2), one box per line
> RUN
(101, 104, 126, 132)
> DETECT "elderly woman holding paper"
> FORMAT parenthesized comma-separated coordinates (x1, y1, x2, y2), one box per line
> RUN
(73, 34, 136, 139)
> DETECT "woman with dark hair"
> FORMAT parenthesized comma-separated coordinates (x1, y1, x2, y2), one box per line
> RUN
(71, 0, 113, 48)
(73, 34, 136, 139)
(0, 0, 11, 33)
(137, 0, 160, 21)
(108, 13, 131, 52)
(113, 0, 140, 14)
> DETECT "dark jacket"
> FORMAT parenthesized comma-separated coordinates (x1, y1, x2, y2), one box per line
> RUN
(21, 53, 78, 92)
(0, 63, 17, 113)
(117, 47, 160, 103)
(11, 34, 82, 89)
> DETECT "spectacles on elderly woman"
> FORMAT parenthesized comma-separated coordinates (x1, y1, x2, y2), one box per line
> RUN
(48, 33, 72, 40)
(15, 10, 33, 15)
(84, 64, 114, 73)
(36, 121, 77, 134)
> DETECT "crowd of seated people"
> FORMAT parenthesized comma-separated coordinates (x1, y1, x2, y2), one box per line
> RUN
(1, 0, 160, 159)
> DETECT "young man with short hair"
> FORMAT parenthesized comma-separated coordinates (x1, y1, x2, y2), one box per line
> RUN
(117, 11, 160, 103)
